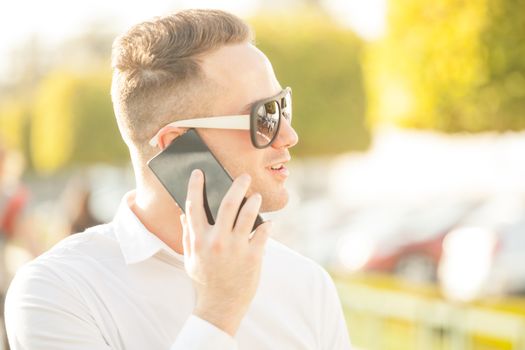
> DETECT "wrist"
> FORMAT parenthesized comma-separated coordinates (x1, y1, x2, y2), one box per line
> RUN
(193, 305, 246, 337)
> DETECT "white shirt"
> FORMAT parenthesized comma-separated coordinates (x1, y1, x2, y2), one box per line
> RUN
(5, 192, 351, 350)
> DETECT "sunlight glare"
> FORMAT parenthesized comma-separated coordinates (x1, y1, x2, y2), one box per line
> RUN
(322, 0, 387, 41)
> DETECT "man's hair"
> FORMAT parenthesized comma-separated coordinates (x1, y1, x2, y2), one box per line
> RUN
(111, 9, 253, 156)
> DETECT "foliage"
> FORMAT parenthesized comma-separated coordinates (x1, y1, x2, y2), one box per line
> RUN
(0, 99, 28, 150)
(30, 70, 127, 173)
(0, 10, 369, 173)
(367, 0, 525, 132)
(251, 10, 370, 156)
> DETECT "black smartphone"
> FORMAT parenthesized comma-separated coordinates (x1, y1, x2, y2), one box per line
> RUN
(147, 128, 264, 231)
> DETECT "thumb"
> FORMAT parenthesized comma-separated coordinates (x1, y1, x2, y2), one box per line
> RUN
(180, 214, 191, 258)
(250, 221, 272, 254)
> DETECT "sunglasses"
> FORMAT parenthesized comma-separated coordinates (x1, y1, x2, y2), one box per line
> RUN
(149, 87, 292, 149)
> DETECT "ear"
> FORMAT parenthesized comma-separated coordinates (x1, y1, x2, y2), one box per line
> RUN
(157, 127, 188, 150)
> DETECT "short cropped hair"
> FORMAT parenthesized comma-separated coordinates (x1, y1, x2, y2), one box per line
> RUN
(111, 9, 253, 155)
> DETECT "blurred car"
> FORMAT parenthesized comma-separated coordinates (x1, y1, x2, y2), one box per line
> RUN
(439, 195, 525, 301)
(332, 199, 478, 283)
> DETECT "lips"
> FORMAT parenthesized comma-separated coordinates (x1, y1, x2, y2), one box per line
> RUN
(267, 157, 291, 179)
(267, 157, 290, 171)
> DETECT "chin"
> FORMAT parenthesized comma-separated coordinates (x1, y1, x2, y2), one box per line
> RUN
(260, 189, 289, 213)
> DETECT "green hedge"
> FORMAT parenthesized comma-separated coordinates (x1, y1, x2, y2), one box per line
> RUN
(1, 11, 369, 173)
(251, 11, 370, 156)
(30, 71, 128, 173)
(367, 0, 525, 132)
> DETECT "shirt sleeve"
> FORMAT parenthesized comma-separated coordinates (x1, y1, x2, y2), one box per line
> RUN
(318, 267, 352, 350)
(7, 262, 237, 350)
(4, 262, 112, 350)
(170, 315, 238, 350)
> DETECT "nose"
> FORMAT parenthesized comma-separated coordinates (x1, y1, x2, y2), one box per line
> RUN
(271, 115, 299, 149)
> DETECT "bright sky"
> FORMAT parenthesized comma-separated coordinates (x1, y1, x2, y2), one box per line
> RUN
(0, 1, 261, 74)
(0, 0, 386, 79)
(323, 0, 387, 40)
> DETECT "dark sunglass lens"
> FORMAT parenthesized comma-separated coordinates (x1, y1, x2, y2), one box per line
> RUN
(282, 93, 292, 122)
(255, 101, 280, 147)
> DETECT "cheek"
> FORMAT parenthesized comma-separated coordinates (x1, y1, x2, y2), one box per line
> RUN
(202, 129, 250, 148)
(228, 130, 253, 152)
(218, 130, 253, 159)
(224, 132, 264, 170)
(200, 130, 262, 175)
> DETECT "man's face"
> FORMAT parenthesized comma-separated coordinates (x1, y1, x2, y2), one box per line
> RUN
(197, 43, 299, 212)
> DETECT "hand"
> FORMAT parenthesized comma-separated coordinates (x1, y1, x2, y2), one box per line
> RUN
(180, 169, 272, 336)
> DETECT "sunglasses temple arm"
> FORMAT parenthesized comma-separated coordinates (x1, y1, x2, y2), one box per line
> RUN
(148, 115, 251, 147)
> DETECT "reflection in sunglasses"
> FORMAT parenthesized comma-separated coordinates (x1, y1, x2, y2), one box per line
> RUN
(265, 102, 277, 114)
(258, 116, 277, 134)
(256, 131, 272, 143)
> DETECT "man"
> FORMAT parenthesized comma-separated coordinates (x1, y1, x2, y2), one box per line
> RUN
(5, 9, 351, 350)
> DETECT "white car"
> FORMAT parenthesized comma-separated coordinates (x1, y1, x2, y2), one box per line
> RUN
(438, 195, 525, 301)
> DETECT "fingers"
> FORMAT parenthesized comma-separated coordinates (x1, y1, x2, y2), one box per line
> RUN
(214, 174, 251, 231)
(181, 214, 191, 257)
(249, 221, 272, 254)
(186, 169, 209, 233)
(233, 193, 262, 236)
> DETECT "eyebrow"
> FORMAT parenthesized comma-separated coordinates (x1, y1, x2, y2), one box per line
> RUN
(240, 103, 253, 114)
(241, 87, 286, 113)
(239, 98, 259, 114)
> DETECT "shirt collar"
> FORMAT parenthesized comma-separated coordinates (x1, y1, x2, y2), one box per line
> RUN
(112, 191, 185, 265)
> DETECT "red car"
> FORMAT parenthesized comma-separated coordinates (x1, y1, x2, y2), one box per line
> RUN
(335, 199, 479, 283)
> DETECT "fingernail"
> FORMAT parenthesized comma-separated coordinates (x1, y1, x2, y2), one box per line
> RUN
(192, 169, 201, 178)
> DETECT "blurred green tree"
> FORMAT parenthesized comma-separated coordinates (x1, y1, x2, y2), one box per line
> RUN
(367, 0, 525, 132)
(2, 10, 369, 173)
(31, 71, 127, 173)
(479, 0, 525, 130)
(251, 10, 370, 156)
(0, 100, 27, 150)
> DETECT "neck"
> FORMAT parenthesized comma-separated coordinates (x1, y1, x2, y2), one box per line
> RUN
(130, 170, 185, 255)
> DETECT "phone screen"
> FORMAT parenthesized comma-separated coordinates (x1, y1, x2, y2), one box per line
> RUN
(147, 129, 264, 230)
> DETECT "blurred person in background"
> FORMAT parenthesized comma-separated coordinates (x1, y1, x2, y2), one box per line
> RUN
(0, 140, 38, 349)
(5, 9, 351, 350)
(0, 141, 40, 290)
(61, 174, 102, 235)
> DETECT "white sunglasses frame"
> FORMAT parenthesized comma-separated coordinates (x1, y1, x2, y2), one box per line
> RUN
(149, 87, 292, 148)
(149, 115, 250, 147)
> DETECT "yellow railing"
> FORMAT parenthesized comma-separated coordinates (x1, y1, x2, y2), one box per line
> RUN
(335, 278, 525, 350)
